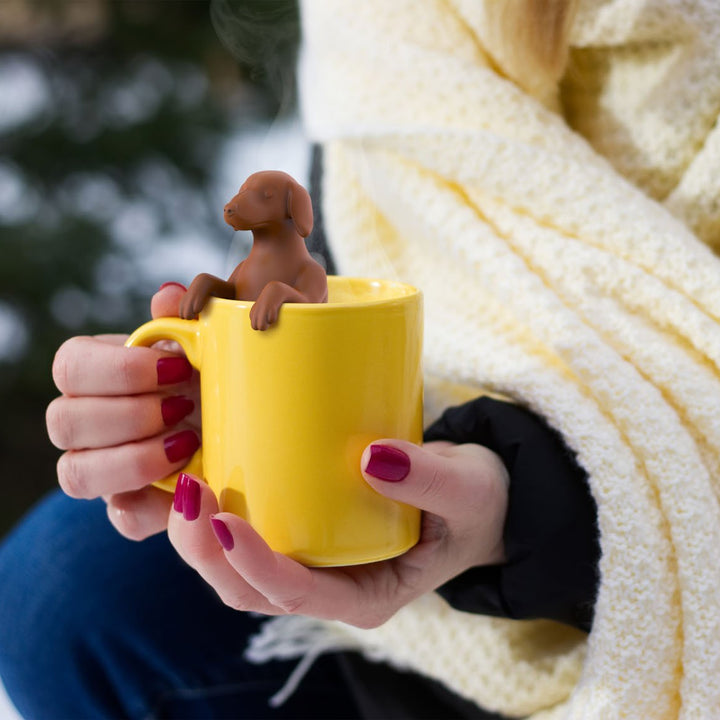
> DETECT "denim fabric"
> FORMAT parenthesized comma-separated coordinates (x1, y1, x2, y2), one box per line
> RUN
(0, 492, 361, 720)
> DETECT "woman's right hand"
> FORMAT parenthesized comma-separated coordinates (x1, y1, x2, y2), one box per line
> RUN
(46, 283, 201, 540)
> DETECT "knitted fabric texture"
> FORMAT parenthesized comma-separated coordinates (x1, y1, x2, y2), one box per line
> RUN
(263, 1, 720, 718)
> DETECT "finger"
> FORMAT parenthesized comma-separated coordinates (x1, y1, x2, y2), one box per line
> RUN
(46, 393, 196, 450)
(168, 475, 281, 615)
(105, 486, 174, 540)
(151, 282, 187, 319)
(52, 336, 194, 397)
(57, 428, 200, 499)
(208, 512, 397, 627)
(362, 440, 509, 569)
(360, 440, 509, 521)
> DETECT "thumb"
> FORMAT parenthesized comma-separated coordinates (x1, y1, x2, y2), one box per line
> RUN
(360, 440, 509, 522)
(151, 282, 187, 319)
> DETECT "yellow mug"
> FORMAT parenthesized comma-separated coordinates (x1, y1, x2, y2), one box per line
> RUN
(126, 276, 423, 566)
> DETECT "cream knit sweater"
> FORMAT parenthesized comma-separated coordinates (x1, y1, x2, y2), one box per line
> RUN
(254, 2, 720, 718)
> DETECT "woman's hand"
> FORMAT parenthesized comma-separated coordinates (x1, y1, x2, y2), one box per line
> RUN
(168, 441, 509, 628)
(46, 283, 201, 540)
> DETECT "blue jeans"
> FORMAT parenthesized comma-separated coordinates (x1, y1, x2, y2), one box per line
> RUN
(0, 492, 361, 719)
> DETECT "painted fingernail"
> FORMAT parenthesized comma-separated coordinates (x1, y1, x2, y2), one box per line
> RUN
(164, 429, 200, 463)
(173, 473, 188, 513)
(161, 396, 195, 427)
(210, 516, 235, 551)
(365, 445, 411, 482)
(157, 356, 193, 385)
(181, 473, 201, 521)
(159, 281, 187, 291)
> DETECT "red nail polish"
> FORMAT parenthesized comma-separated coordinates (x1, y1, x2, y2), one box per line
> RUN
(210, 516, 234, 550)
(159, 281, 187, 291)
(365, 445, 411, 482)
(181, 473, 201, 522)
(164, 429, 200, 463)
(161, 396, 195, 427)
(157, 356, 193, 385)
(173, 473, 187, 513)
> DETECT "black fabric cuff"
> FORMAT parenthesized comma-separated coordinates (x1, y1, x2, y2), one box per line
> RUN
(425, 397, 600, 633)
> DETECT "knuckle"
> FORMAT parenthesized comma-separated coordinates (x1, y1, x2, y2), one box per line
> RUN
(113, 351, 137, 392)
(220, 590, 257, 613)
(46, 398, 74, 450)
(271, 595, 306, 614)
(464, 453, 509, 517)
(107, 491, 169, 541)
(193, 543, 223, 566)
(419, 466, 450, 504)
(171, 530, 221, 568)
(107, 503, 144, 541)
(52, 339, 79, 393)
(122, 449, 151, 488)
(56, 452, 89, 498)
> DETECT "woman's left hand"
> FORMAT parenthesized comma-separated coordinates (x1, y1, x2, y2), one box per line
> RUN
(167, 440, 509, 628)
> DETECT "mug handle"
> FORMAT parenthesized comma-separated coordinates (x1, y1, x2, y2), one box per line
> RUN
(125, 318, 203, 493)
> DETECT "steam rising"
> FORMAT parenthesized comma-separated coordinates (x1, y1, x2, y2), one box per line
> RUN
(210, 0, 300, 115)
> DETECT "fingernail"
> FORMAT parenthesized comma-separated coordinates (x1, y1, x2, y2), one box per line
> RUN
(157, 356, 193, 385)
(365, 445, 411, 482)
(161, 396, 195, 427)
(159, 281, 187, 291)
(181, 473, 201, 521)
(173, 473, 188, 513)
(164, 429, 200, 463)
(210, 516, 234, 550)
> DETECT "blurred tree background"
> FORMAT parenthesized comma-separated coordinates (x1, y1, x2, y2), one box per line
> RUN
(0, 0, 300, 537)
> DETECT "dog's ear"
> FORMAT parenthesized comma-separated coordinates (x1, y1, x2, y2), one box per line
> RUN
(286, 181, 313, 237)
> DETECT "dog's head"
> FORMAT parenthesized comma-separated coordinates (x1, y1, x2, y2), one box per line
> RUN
(223, 171, 313, 238)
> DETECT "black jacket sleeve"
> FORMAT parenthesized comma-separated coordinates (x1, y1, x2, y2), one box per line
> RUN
(425, 397, 600, 633)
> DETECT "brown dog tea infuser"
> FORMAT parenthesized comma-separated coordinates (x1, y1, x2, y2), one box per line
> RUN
(179, 171, 328, 330)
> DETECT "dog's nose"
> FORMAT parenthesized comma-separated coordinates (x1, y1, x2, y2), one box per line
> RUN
(224, 205, 234, 216)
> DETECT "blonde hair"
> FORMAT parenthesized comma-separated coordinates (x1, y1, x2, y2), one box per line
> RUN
(482, 0, 578, 105)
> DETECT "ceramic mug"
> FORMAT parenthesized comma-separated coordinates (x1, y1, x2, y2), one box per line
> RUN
(125, 276, 423, 566)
